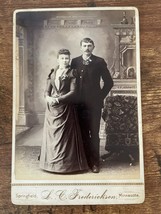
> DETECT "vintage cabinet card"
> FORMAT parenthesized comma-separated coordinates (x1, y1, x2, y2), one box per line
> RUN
(12, 7, 144, 205)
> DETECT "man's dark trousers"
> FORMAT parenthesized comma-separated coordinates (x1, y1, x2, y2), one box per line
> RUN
(77, 105, 101, 167)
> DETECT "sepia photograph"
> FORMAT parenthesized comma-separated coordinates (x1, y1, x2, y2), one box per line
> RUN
(12, 7, 144, 205)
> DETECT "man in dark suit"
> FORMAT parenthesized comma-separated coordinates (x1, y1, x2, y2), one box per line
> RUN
(71, 38, 113, 173)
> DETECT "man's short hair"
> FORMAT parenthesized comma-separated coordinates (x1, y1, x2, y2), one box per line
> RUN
(80, 38, 95, 46)
(57, 49, 71, 58)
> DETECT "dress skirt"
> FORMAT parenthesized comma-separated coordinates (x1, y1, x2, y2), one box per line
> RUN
(40, 102, 88, 173)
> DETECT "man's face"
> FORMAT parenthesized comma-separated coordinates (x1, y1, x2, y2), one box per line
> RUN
(80, 42, 95, 56)
(57, 54, 70, 68)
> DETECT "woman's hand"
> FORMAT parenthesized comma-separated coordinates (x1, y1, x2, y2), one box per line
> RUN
(46, 96, 59, 106)
(46, 95, 53, 105)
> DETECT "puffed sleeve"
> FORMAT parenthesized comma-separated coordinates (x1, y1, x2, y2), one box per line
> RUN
(44, 69, 54, 97)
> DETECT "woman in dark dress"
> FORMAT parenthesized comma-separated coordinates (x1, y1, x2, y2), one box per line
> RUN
(40, 49, 88, 173)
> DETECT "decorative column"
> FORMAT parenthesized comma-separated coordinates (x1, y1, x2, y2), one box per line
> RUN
(110, 14, 137, 96)
(111, 24, 136, 80)
(16, 26, 29, 127)
(110, 33, 120, 79)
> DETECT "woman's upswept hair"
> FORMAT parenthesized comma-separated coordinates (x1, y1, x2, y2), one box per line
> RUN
(80, 38, 95, 46)
(57, 49, 71, 58)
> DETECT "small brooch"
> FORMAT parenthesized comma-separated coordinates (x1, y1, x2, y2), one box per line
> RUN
(83, 58, 92, 65)
(60, 74, 69, 81)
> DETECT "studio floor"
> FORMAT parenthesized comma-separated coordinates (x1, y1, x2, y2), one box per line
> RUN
(14, 125, 140, 181)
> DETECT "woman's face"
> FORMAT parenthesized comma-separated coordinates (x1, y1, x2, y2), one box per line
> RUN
(57, 54, 70, 68)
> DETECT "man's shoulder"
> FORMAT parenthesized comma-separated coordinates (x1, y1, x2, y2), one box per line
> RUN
(92, 54, 104, 61)
(71, 56, 82, 61)
(91, 55, 106, 65)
